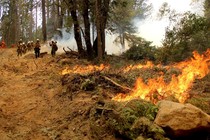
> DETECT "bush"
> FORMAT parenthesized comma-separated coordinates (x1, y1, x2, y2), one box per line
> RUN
(123, 44, 156, 61)
(89, 99, 168, 140)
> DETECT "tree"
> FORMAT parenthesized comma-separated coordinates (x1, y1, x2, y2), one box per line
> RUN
(0, 0, 19, 46)
(123, 33, 156, 61)
(42, 0, 47, 42)
(29, 0, 34, 41)
(94, 0, 111, 59)
(109, 0, 151, 52)
(64, 0, 84, 56)
(81, 0, 93, 59)
(159, 12, 209, 63)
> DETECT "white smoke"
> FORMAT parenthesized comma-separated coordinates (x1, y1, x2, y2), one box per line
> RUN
(48, 27, 126, 55)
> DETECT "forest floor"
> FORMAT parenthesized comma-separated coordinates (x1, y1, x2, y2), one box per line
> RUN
(0, 47, 209, 140)
(0, 48, 99, 140)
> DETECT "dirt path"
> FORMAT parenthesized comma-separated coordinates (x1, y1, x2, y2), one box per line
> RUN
(0, 48, 93, 140)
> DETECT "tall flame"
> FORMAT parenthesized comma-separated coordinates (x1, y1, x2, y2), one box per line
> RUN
(113, 49, 210, 103)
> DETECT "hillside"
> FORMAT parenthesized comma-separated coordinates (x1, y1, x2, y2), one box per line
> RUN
(0, 48, 209, 140)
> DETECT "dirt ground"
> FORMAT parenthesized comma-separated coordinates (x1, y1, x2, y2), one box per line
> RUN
(0, 48, 97, 140)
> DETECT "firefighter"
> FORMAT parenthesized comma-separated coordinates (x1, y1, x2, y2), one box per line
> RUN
(1, 40, 6, 48)
(34, 39, 41, 58)
(49, 40, 58, 57)
(27, 41, 30, 51)
(22, 42, 27, 54)
(17, 39, 23, 57)
(30, 41, 34, 49)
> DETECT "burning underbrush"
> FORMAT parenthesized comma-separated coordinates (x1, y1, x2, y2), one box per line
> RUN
(113, 49, 210, 103)
(58, 50, 210, 140)
(60, 49, 210, 106)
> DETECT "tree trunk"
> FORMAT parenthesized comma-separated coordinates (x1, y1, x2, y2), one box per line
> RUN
(29, 0, 33, 41)
(0, 6, 1, 18)
(36, 0, 38, 39)
(8, 0, 18, 46)
(46, 0, 50, 20)
(101, 0, 110, 56)
(42, 0, 47, 42)
(95, 0, 110, 59)
(56, 0, 60, 28)
(60, 0, 64, 28)
(82, 0, 93, 59)
(120, 32, 125, 52)
(96, 0, 103, 60)
(66, 0, 84, 56)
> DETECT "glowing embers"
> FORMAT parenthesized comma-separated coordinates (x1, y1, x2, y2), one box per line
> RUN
(113, 49, 210, 103)
(61, 64, 109, 75)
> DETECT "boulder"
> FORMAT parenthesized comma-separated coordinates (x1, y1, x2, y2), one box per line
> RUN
(154, 100, 210, 137)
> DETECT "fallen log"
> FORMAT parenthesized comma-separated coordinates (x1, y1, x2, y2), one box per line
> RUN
(101, 76, 133, 92)
(63, 47, 79, 57)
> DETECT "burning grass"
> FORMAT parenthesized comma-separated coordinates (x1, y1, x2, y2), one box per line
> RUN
(60, 49, 210, 108)
(113, 49, 210, 104)
(58, 50, 210, 139)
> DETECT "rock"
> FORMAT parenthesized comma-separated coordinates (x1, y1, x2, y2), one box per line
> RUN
(154, 100, 210, 137)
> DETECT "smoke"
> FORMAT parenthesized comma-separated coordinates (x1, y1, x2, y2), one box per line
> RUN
(41, 28, 77, 54)
(135, 0, 204, 46)
(47, 27, 127, 55)
(45, 0, 203, 55)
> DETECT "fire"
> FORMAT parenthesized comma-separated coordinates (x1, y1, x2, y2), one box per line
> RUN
(61, 64, 109, 75)
(123, 61, 154, 72)
(113, 49, 210, 103)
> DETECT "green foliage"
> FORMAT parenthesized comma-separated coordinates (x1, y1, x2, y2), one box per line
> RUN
(90, 99, 166, 140)
(123, 45, 155, 61)
(122, 34, 156, 61)
(109, 0, 152, 51)
(109, 0, 151, 33)
(81, 78, 95, 91)
(157, 12, 210, 63)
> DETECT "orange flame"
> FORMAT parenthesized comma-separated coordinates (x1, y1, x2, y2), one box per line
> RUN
(61, 64, 109, 75)
(113, 49, 210, 103)
(123, 61, 154, 72)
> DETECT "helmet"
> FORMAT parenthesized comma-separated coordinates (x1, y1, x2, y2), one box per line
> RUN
(19, 39, 23, 43)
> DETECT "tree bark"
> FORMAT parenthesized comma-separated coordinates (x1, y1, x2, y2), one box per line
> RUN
(46, 0, 50, 20)
(96, 0, 103, 60)
(82, 0, 93, 59)
(65, 0, 84, 56)
(95, 0, 110, 59)
(42, 0, 47, 42)
(8, 0, 18, 46)
(29, 0, 33, 41)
